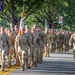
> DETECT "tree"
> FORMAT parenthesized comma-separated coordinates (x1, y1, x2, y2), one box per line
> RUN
(33, 0, 75, 30)
(0, 0, 44, 30)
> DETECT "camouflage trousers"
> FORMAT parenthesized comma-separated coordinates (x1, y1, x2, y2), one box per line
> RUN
(8, 46, 15, 64)
(39, 48, 43, 63)
(30, 46, 34, 65)
(34, 48, 37, 62)
(28, 48, 32, 67)
(65, 44, 69, 52)
(34, 47, 38, 65)
(1, 47, 9, 67)
(56, 42, 62, 53)
(73, 49, 75, 61)
(45, 43, 50, 57)
(51, 42, 56, 52)
(16, 48, 28, 69)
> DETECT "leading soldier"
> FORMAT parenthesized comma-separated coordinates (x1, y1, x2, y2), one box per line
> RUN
(69, 32, 75, 60)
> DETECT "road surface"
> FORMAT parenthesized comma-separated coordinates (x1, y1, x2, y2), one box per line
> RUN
(0, 50, 75, 75)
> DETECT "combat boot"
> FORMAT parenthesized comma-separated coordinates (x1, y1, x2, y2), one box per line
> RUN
(34, 61, 37, 67)
(1, 66, 5, 71)
(21, 64, 25, 71)
(8, 63, 12, 68)
(28, 63, 31, 69)
(15, 59, 20, 66)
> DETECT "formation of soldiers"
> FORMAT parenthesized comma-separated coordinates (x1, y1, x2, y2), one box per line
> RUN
(44, 29, 73, 57)
(0, 25, 45, 71)
(0, 24, 74, 71)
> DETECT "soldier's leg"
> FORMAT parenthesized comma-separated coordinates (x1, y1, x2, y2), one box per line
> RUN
(1, 50, 6, 71)
(8, 46, 15, 67)
(46, 46, 48, 57)
(45, 46, 47, 57)
(7, 50, 12, 68)
(66, 44, 69, 51)
(38, 47, 41, 63)
(34, 48, 37, 67)
(48, 47, 50, 57)
(26, 51, 28, 68)
(21, 51, 26, 71)
(73, 50, 75, 61)
(15, 51, 20, 66)
(40, 49, 43, 63)
(58, 43, 61, 53)
(37, 48, 39, 63)
(31, 47, 34, 66)
(38, 48, 41, 64)
(12, 47, 16, 62)
(28, 49, 32, 69)
(32, 50, 34, 65)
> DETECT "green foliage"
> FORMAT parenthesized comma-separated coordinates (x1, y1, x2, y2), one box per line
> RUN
(0, 0, 75, 31)
(0, 0, 44, 27)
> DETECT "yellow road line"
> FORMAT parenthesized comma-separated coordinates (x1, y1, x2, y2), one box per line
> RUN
(0, 67, 12, 75)
(0, 71, 4, 74)
(3, 66, 20, 75)
(0, 66, 20, 75)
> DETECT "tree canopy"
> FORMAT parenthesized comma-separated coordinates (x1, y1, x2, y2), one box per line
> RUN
(0, 0, 75, 31)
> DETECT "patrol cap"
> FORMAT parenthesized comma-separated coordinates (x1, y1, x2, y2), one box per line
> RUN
(31, 27, 36, 31)
(33, 24, 37, 27)
(33, 24, 37, 28)
(14, 25, 19, 28)
(1, 26, 5, 30)
(25, 25, 29, 29)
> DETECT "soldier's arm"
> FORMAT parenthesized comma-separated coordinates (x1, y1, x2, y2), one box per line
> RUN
(69, 34, 73, 46)
(6, 35, 10, 50)
(15, 35, 18, 51)
(26, 37, 30, 47)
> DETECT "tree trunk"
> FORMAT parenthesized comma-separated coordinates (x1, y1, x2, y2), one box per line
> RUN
(10, 0, 15, 31)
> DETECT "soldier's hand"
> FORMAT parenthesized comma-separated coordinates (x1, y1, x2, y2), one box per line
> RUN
(15, 49, 18, 53)
(69, 43, 71, 46)
(7, 50, 10, 55)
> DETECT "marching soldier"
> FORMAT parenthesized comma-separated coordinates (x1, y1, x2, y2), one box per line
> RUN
(15, 28, 29, 71)
(34, 26, 44, 64)
(7, 29, 15, 67)
(69, 33, 75, 60)
(0, 27, 10, 71)
(33, 28, 39, 67)
(44, 29, 50, 57)
(13, 25, 19, 65)
(50, 30, 56, 53)
(25, 26, 33, 68)
(38, 26, 45, 62)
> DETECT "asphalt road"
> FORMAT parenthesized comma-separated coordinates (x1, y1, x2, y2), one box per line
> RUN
(0, 50, 75, 75)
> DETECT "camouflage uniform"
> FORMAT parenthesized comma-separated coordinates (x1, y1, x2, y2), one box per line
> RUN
(0, 33, 10, 71)
(59, 32, 64, 52)
(56, 31, 63, 53)
(69, 33, 75, 60)
(62, 32, 66, 52)
(13, 31, 18, 65)
(38, 30, 45, 63)
(45, 31, 50, 57)
(8, 32, 15, 67)
(33, 31, 40, 66)
(25, 32, 33, 68)
(15, 33, 29, 71)
(66, 32, 70, 51)
(50, 32, 56, 53)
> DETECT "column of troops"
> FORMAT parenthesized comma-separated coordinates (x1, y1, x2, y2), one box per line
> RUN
(0, 25, 73, 71)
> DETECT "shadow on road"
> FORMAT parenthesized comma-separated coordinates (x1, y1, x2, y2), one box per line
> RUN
(30, 61, 75, 74)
